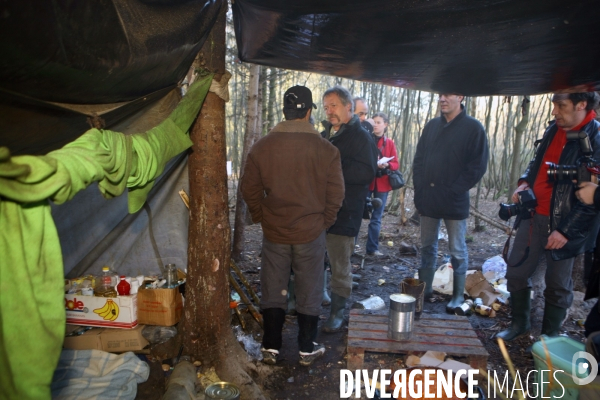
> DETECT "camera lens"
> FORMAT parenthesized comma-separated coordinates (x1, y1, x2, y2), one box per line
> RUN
(546, 162, 578, 182)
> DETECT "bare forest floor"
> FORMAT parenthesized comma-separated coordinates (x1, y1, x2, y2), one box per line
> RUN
(137, 188, 596, 399)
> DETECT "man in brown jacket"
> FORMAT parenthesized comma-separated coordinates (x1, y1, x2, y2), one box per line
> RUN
(241, 85, 345, 367)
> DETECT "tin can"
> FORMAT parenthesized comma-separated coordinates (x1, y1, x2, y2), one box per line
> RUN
(205, 382, 241, 400)
(387, 293, 416, 340)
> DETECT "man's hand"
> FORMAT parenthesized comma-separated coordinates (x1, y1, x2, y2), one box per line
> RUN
(545, 230, 568, 250)
(576, 181, 598, 205)
(512, 182, 529, 203)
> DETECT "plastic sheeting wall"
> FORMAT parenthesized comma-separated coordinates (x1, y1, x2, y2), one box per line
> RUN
(233, 0, 600, 95)
(54, 154, 191, 279)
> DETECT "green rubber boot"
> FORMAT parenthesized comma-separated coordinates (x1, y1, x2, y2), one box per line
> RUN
(541, 303, 567, 337)
(418, 268, 436, 299)
(446, 273, 466, 313)
(287, 276, 297, 316)
(496, 289, 532, 341)
(322, 293, 347, 333)
(322, 271, 331, 306)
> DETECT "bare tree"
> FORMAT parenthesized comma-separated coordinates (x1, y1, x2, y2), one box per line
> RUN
(183, 5, 265, 398)
(231, 63, 261, 262)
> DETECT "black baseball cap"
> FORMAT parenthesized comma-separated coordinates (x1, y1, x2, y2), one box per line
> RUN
(284, 85, 317, 110)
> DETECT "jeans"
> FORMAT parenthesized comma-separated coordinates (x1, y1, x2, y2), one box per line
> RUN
(420, 216, 468, 275)
(366, 191, 389, 253)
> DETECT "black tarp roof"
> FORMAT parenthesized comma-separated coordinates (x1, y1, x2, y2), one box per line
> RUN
(232, 0, 600, 96)
(2, 0, 600, 155)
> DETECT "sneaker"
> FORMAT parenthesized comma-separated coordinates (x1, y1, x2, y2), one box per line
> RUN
(261, 348, 279, 365)
(366, 250, 384, 257)
(299, 343, 325, 366)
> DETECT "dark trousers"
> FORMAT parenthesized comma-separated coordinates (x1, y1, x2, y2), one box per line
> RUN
(260, 231, 325, 316)
(506, 214, 574, 309)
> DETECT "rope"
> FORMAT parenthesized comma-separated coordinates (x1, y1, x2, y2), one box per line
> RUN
(209, 71, 232, 102)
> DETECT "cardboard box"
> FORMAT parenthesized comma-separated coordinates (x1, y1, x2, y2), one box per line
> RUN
(137, 286, 183, 326)
(63, 324, 149, 352)
(465, 271, 498, 306)
(65, 293, 138, 328)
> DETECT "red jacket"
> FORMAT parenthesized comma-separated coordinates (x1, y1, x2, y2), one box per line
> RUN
(369, 135, 400, 192)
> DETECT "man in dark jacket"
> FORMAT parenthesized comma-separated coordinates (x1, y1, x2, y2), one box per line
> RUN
(320, 86, 378, 332)
(241, 85, 345, 365)
(497, 92, 600, 341)
(413, 93, 489, 313)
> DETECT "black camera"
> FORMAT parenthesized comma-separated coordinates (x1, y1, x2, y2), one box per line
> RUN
(376, 168, 387, 178)
(546, 131, 597, 184)
(363, 196, 383, 219)
(498, 188, 537, 221)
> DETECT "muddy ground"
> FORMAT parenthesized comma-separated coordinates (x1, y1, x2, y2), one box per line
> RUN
(136, 190, 596, 399)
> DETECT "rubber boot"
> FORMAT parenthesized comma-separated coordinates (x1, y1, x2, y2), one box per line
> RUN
(322, 293, 347, 333)
(262, 308, 286, 351)
(322, 272, 331, 306)
(541, 303, 567, 337)
(496, 289, 532, 341)
(419, 268, 436, 299)
(287, 276, 297, 316)
(446, 273, 466, 313)
(297, 313, 320, 353)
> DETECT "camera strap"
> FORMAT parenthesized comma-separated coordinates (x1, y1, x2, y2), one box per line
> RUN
(502, 212, 534, 268)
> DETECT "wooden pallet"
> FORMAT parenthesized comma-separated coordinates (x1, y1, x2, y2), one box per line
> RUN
(347, 309, 488, 370)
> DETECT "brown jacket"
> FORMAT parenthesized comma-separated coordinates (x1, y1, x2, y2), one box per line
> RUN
(241, 120, 344, 244)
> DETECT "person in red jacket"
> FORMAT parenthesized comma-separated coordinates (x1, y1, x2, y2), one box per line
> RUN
(366, 112, 400, 256)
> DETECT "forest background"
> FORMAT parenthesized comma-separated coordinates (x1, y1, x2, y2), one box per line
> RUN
(220, 11, 553, 219)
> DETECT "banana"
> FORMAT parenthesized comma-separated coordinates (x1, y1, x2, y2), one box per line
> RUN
(93, 301, 111, 318)
(109, 301, 119, 321)
(93, 299, 119, 321)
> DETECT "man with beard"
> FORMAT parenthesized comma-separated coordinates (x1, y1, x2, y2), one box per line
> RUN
(320, 86, 378, 332)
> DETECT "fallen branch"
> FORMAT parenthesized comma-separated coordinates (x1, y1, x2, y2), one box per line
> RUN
(469, 206, 513, 235)
(229, 272, 263, 329)
(230, 260, 261, 306)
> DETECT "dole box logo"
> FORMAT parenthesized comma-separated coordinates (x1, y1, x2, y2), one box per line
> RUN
(65, 297, 85, 311)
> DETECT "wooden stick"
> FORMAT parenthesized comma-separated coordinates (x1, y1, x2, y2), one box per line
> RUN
(229, 272, 263, 329)
(469, 206, 513, 234)
(230, 260, 261, 306)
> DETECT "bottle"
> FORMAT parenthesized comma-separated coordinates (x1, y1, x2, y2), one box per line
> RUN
(475, 304, 496, 318)
(94, 266, 118, 297)
(117, 276, 131, 296)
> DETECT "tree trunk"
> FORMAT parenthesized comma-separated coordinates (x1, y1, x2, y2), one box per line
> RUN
(232, 63, 261, 261)
(183, 4, 265, 398)
(508, 96, 531, 201)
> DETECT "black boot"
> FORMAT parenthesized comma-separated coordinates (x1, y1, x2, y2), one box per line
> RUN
(496, 289, 531, 341)
(262, 308, 286, 351)
(541, 303, 567, 337)
(297, 313, 319, 353)
(446, 273, 466, 313)
(322, 293, 347, 333)
(419, 268, 436, 299)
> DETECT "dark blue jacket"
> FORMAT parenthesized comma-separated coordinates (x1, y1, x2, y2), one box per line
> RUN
(321, 115, 378, 236)
(413, 107, 489, 220)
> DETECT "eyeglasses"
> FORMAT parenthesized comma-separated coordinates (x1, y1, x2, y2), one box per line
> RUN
(357, 112, 368, 117)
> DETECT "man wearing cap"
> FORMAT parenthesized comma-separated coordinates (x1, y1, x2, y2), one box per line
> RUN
(413, 93, 488, 315)
(497, 92, 600, 341)
(241, 85, 344, 366)
(321, 86, 378, 332)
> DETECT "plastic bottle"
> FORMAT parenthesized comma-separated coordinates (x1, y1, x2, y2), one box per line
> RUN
(94, 267, 118, 297)
(117, 275, 131, 295)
